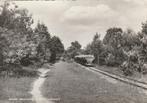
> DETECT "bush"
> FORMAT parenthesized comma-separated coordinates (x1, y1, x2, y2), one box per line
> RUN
(20, 56, 40, 66)
(105, 54, 119, 66)
(120, 61, 133, 76)
(20, 57, 32, 66)
(120, 61, 140, 76)
(141, 63, 147, 74)
(0, 63, 38, 77)
(123, 68, 134, 76)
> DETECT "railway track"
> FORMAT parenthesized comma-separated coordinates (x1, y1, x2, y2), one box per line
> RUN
(76, 63, 147, 90)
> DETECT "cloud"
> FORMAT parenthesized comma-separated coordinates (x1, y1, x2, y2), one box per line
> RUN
(15, 1, 69, 22)
(123, 0, 147, 6)
(61, 4, 118, 26)
(14, 0, 147, 48)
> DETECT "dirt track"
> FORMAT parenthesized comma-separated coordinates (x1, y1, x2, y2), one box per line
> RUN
(30, 68, 53, 103)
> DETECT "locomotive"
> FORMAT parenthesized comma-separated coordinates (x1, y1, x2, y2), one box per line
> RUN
(74, 55, 95, 67)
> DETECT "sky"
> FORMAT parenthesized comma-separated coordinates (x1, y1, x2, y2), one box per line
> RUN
(13, 0, 147, 48)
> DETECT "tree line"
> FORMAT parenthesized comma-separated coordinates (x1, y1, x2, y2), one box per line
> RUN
(0, 1, 64, 73)
(1, 1, 147, 77)
(66, 22, 147, 76)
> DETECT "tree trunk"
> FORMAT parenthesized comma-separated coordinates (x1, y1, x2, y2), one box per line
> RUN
(50, 52, 56, 63)
(97, 55, 99, 65)
(0, 50, 3, 66)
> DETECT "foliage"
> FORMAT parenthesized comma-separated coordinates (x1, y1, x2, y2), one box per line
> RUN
(120, 50, 139, 76)
(103, 27, 123, 47)
(142, 21, 147, 35)
(0, 27, 8, 66)
(35, 22, 51, 63)
(90, 33, 104, 64)
(0, 63, 38, 77)
(103, 27, 125, 66)
(0, 2, 36, 65)
(122, 29, 140, 51)
(0, 1, 64, 76)
(67, 41, 82, 58)
(84, 43, 92, 55)
(0, 2, 33, 32)
(49, 36, 64, 63)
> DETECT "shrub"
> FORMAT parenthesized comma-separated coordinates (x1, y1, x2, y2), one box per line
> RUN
(120, 61, 134, 76)
(105, 54, 119, 66)
(120, 60, 140, 76)
(141, 63, 147, 74)
(0, 63, 38, 77)
(20, 57, 32, 66)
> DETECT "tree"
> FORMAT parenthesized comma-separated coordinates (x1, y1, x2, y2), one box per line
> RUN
(71, 41, 81, 50)
(137, 21, 147, 67)
(90, 33, 104, 64)
(0, 1, 14, 28)
(120, 25, 147, 75)
(122, 29, 140, 51)
(50, 36, 64, 62)
(35, 22, 51, 63)
(103, 27, 125, 66)
(0, 1, 33, 32)
(103, 27, 123, 48)
(0, 27, 8, 66)
(84, 43, 92, 55)
(0, 2, 36, 65)
(67, 41, 81, 58)
(142, 21, 147, 35)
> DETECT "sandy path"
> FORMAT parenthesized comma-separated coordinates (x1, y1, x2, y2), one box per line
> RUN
(30, 68, 53, 103)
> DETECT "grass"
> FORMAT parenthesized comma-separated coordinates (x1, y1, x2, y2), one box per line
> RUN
(0, 64, 38, 103)
(95, 65, 147, 83)
(0, 77, 35, 103)
(0, 63, 38, 78)
(42, 61, 147, 103)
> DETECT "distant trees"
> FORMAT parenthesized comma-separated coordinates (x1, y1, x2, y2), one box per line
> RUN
(66, 41, 82, 58)
(142, 21, 147, 35)
(84, 43, 92, 55)
(83, 26, 147, 75)
(2, 1, 147, 77)
(90, 33, 104, 64)
(34, 23, 65, 64)
(50, 36, 64, 63)
(84, 28, 125, 66)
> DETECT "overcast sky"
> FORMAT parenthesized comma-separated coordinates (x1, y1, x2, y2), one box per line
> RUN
(14, 0, 147, 48)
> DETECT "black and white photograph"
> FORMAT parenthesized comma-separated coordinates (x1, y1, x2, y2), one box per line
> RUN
(0, 0, 147, 103)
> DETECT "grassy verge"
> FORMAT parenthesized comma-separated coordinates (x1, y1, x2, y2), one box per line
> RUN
(41, 61, 147, 103)
(95, 65, 147, 84)
(0, 64, 38, 103)
(0, 76, 35, 103)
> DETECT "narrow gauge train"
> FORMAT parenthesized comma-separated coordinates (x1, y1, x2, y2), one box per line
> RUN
(74, 55, 95, 67)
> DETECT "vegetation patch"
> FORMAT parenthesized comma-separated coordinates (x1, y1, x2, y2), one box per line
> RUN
(42, 62, 147, 103)
(0, 64, 38, 77)
(0, 77, 35, 103)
